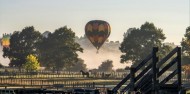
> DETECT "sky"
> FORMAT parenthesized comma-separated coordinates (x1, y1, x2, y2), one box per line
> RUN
(0, 0, 189, 68)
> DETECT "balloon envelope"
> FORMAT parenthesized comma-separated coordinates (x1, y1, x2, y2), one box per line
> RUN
(1, 34, 11, 48)
(85, 20, 111, 50)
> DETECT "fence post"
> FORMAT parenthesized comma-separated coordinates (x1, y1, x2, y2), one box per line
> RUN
(152, 47, 158, 94)
(177, 47, 181, 91)
(73, 83, 74, 89)
(31, 79, 32, 86)
(130, 67, 135, 93)
(93, 82, 95, 88)
(11, 78, 12, 83)
(42, 80, 43, 86)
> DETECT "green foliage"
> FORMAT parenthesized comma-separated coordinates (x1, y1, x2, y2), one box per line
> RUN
(23, 54, 40, 72)
(120, 22, 168, 67)
(157, 44, 173, 60)
(98, 59, 113, 72)
(181, 26, 190, 56)
(38, 26, 83, 71)
(3, 26, 42, 67)
(182, 56, 190, 66)
(181, 26, 190, 65)
(65, 58, 87, 72)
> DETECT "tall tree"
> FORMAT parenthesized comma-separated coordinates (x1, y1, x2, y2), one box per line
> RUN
(3, 26, 42, 68)
(181, 26, 190, 65)
(120, 22, 167, 67)
(38, 26, 83, 71)
(98, 59, 113, 72)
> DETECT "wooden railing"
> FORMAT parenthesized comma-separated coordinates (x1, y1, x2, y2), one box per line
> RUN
(111, 47, 182, 94)
(111, 47, 158, 93)
(157, 47, 181, 93)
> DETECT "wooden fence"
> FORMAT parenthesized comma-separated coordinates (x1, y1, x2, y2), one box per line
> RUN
(0, 70, 189, 90)
(0, 78, 121, 90)
(0, 78, 95, 89)
(0, 71, 129, 79)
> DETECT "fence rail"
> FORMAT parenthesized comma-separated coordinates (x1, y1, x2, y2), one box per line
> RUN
(0, 71, 129, 79)
(0, 74, 189, 90)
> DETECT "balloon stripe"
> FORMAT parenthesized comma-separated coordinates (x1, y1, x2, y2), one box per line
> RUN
(85, 20, 111, 51)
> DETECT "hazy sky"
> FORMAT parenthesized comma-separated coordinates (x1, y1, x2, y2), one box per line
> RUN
(0, 0, 189, 45)
(0, 0, 189, 68)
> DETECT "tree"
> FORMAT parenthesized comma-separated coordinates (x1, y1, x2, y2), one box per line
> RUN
(3, 26, 42, 68)
(98, 59, 113, 72)
(38, 26, 83, 71)
(181, 26, 190, 65)
(23, 54, 40, 72)
(158, 44, 174, 69)
(65, 58, 87, 72)
(120, 22, 167, 67)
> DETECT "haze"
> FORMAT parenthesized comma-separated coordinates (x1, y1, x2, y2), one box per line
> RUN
(0, 0, 189, 69)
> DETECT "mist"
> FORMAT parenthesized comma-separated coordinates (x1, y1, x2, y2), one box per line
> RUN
(76, 37, 130, 70)
(0, 46, 9, 66)
(0, 36, 130, 69)
(78, 48, 127, 70)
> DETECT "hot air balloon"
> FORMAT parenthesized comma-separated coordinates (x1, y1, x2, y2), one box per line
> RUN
(1, 33, 11, 48)
(85, 20, 111, 53)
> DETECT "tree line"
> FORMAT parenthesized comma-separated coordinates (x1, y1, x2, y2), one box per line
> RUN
(1, 26, 115, 72)
(120, 22, 190, 68)
(2, 26, 83, 72)
(1, 22, 190, 72)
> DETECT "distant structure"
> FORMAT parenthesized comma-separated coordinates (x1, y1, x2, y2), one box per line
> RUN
(163, 42, 177, 48)
(103, 41, 120, 51)
(42, 31, 51, 38)
(76, 35, 121, 52)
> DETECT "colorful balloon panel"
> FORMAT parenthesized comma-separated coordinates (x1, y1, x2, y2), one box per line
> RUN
(85, 20, 111, 50)
(1, 34, 11, 48)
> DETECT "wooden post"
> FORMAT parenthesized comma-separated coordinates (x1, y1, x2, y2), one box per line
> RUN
(93, 82, 95, 88)
(177, 47, 181, 91)
(130, 67, 135, 93)
(21, 79, 22, 85)
(72, 83, 74, 89)
(152, 47, 158, 94)
(10, 78, 12, 83)
(31, 79, 32, 86)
